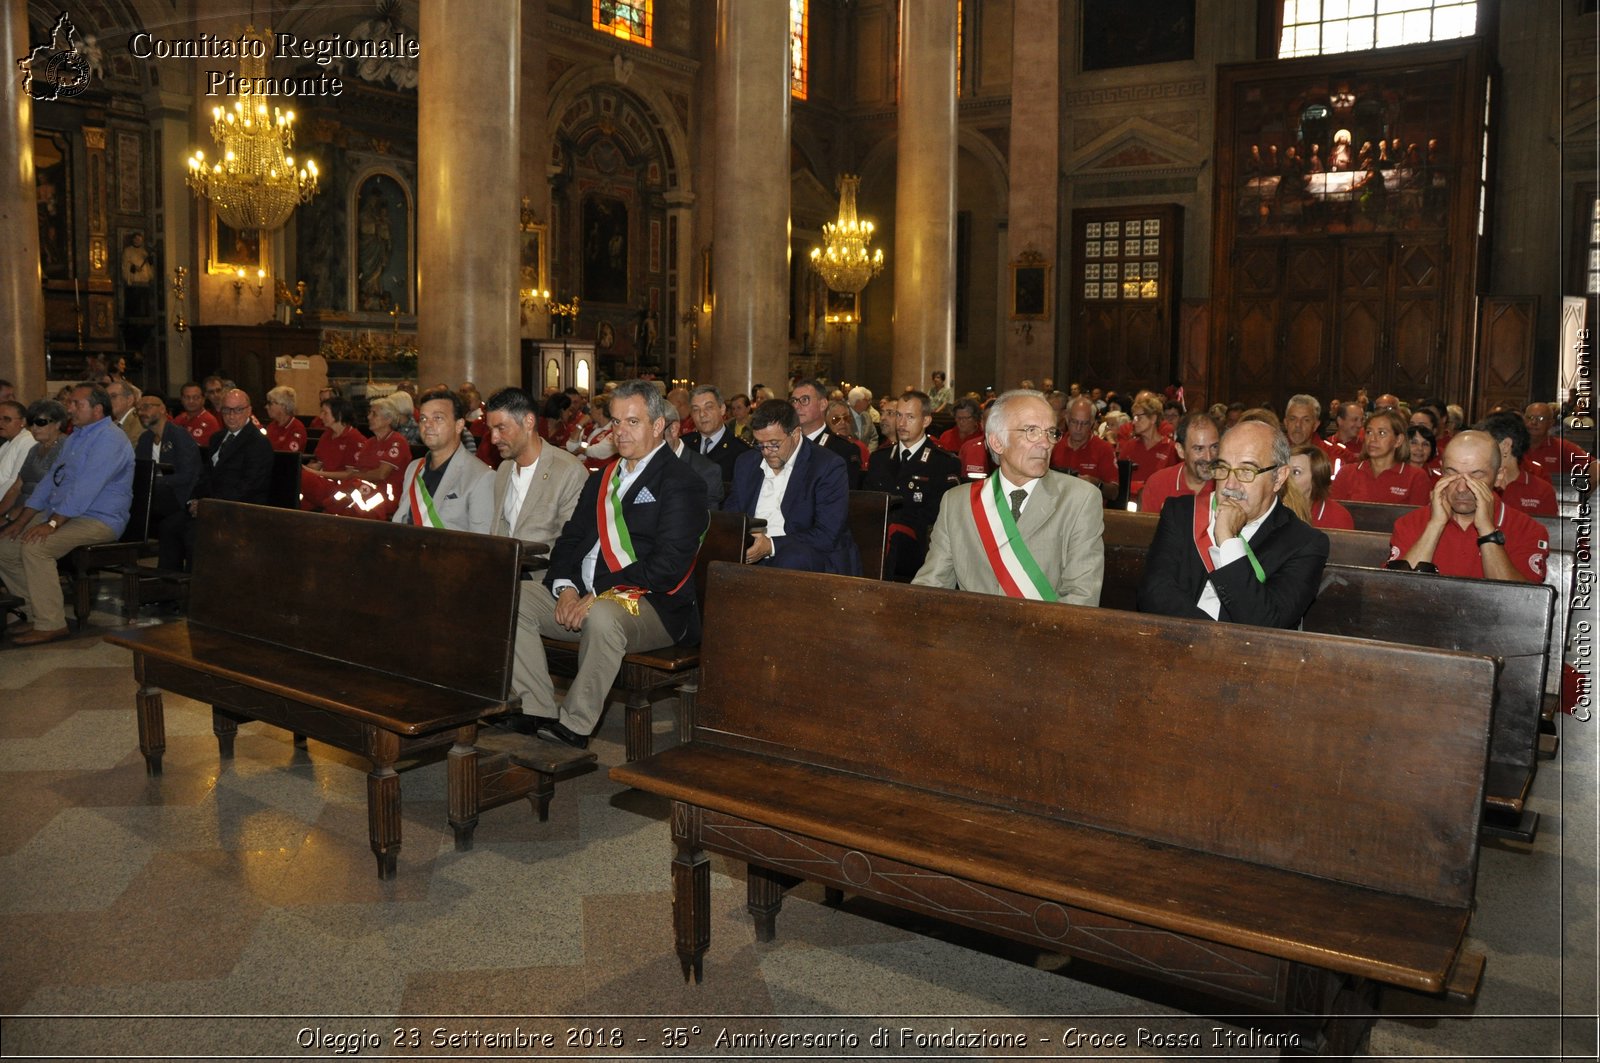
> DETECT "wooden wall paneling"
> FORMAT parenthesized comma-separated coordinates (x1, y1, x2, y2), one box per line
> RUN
(1281, 241, 1336, 400)
(1178, 299, 1209, 410)
(1390, 238, 1448, 400)
(1475, 296, 1538, 415)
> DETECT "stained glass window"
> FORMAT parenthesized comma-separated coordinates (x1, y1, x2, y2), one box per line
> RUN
(791, 0, 807, 99)
(593, 0, 652, 48)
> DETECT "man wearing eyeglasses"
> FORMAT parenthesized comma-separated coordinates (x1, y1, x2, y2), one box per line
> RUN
(1523, 402, 1592, 482)
(157, 388, 272, 573)
(1137, 420, 1329, 628)
(913, 390, 1104, 604)
(861, 390, 961, 581)
(1048, 396, 1116, 503)
(391, 388, 493, 533)
(134, 391, 202, 526)
(790, 379, 862, 488)
(0, 383, 133, 644)
(724, 399, 859, 575)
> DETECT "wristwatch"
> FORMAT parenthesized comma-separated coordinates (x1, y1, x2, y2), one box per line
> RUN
(46, 518, 59, 529)
(1476, 530, 1505, 547)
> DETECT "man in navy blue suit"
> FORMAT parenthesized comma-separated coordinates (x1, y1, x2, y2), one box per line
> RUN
(509, 380, 709, 748)
(724, 399, 859, 575)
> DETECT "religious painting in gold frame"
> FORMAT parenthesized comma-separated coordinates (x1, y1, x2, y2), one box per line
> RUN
(521, 216, 547, 296)
(824, 288, 859, 324)
(207, 205, 267, 276)
(1010, 254, 1051, 320)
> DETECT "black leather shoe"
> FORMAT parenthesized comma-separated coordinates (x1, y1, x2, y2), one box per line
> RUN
(501, 713, 556, 736)
(535, 719, 591, 749)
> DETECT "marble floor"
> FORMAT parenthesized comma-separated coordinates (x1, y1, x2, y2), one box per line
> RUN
(0, 587, 1596, 1061)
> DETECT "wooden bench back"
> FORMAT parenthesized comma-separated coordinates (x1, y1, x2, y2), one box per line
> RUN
(188, 500, 523, 699)
(1304, 565, 1553, 768)
(1102, 509, 1391, 583)
(849, 489, 891, 581)
(695, 510, 750, 614)
(694, 563, 1494, 907)
(267, 451, 302, 508)
(1345, 499, 1566, 548)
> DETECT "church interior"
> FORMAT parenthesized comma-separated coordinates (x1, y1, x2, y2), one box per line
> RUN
(2, 0, 1598, 1057)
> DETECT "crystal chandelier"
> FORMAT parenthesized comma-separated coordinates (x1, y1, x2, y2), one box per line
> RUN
(809, 174, 884, 295)
(186, 26, 318, 232)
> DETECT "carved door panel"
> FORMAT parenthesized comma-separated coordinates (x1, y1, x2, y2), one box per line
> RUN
(1280, 243, 1335, 400)
(1227, 242, 1282, 402)
(1334, 240, 1390, 397)
(1476, 296, 1537, 413)
(1121, 303, 1168, 393)
(1390, 239, 1446, 398)
(1078, 304, 1122, 385)
(1069, 205, 1182, 390)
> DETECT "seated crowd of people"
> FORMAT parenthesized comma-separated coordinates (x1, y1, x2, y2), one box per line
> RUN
(0, 372, 1585, 754)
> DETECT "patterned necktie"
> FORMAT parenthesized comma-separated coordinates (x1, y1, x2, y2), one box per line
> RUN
(1009, 489, 1026, 522)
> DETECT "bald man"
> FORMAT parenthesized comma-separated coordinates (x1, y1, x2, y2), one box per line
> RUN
(1388, 430, 1549, 583)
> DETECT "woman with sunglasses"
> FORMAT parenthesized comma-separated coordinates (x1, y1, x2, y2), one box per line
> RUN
(0, 401, 68, 528)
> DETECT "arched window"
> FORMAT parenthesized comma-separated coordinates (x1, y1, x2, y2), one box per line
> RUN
(593, 0, 652, 48)
(1278, 0, 1477, 58)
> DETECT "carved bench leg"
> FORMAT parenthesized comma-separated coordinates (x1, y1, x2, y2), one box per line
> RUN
(293, 734, 308, 749)
(120, 568, 141, 621)
(671, 802, 709, 982)
(135, 683, 166, 776)
(211, 706, 239, 759)
(447, 730, 481, 852)
(625, 685, 653, 763)
(1284, 963, 1378, 1058)
(367, 729, 402, 880)
(532, 771, 556, 822)
(747, 864, 785, 943)
(72, 571, 92, 627)
(676, 679, 698, 744)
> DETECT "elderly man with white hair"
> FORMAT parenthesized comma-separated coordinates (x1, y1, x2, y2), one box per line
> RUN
(913, 389, 1104, 605)
(846, 386, 878, 450)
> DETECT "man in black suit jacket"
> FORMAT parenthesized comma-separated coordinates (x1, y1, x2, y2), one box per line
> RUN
(509, 380, 709, 747)
(1137, 420, 1328, 628)
(790, 378, 862, 488)
(134, 390, 202, 524)
(863, 389, 961, 581)
(681, 384, 750, 483)
(665, 416, 724, 506)
(157, 388, 273, 571)
(724, 399, 859, 575)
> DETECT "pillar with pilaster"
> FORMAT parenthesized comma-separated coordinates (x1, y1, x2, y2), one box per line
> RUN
(2, 0, 47, 398)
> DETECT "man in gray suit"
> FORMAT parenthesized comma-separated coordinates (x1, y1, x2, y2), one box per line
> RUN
(392, 388, 494, 532)
(485, 386, 587, 550)
(913, 389, 1104, 605)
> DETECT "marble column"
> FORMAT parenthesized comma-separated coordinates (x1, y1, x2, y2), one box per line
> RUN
(1002, 0, 1060, 388)
(418, 0, 520, 389)
(892, 0, 957, 397)
(1, 0, 46, 399)
(710, 0, 790, 394)
(145, 87, 197, 389)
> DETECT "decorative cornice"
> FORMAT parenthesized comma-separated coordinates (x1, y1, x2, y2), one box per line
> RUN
(547, 15, 700, 78)
(851, 93, 1011, 124)
(1064, 78, 1207, 108)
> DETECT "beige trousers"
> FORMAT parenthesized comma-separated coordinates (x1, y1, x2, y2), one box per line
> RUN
(0, 514, 116, 630)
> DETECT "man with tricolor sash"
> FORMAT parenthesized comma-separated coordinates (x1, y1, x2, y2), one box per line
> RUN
(912, 390, 1104, 605)
(392, 388, 493, 533)
(509, 380, 709, 748)
(1137, 420, 1329, 628)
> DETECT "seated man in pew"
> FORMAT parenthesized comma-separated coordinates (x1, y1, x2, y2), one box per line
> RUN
(508, 381, 708, 748)
(157, 388, 273, 573)
(1137, 410, 1219, 514)
(0, 382, 133, 644)
(1388, 430, 1549, 584)
(724, 399, 858, 574)
(913, 389, 1104, 604)
(485, 386, 587, 548)
(863, 390, 961, 581)
(1137, 420, 1329, 628)
(391, 388, 493, 533)
(665, 416, 724, 507)
(681, 384, 750, 482)
(134, 390, 201, 526)
(1048, 396, 1118, 503)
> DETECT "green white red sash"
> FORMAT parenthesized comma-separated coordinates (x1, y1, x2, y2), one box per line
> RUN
(596, 459, 638, 572)
(407, 461, 446, 528)
(969, 473, 1056, 601)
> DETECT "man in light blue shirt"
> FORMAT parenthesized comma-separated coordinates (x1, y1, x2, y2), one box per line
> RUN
(0, 382, 133, 643)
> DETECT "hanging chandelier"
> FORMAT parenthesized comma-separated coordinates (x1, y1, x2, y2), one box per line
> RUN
(809, 174, 884, 295)
(186, 26, 319, 232)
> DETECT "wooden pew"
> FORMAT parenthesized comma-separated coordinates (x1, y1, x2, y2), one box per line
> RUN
(104, 500, 593, 878)
(848, 489, 892, 581)
(1098, 520, 1554, 839)
(1101, 508, 1392, 587)
(540, 509, 755, 762)
(614, 565, 1492, 1053)
(62, 457, 158, 625)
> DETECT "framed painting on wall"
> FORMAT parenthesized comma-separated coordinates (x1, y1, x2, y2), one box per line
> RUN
(207, 207, 266, 276)
(352, 172, 413, 313)
(1011, 257, 1051, 320)
(35, 130, 73, 280)
(1081, 0, 1194, 71)
(582, 193, 629, 305)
